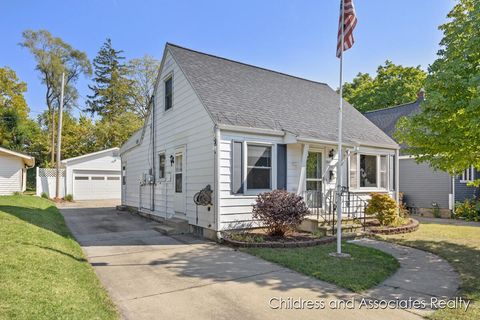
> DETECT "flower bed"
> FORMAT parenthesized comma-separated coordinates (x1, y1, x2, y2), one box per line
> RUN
(367, 218, 419, 235)
(221, 230, 360, 248)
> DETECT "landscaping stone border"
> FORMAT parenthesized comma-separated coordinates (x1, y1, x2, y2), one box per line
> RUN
(367, 218, 419, 235)
(221, 232, 361, 248)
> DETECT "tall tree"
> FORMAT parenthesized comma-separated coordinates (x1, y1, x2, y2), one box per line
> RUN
(342, 60, 427, 112)
(20, 30, 91, 165)
(87, 39, 142, 147)
(86, 39, 133, 118)
(127, 55, 161, 119)
(0, 67, 31, 149)
(396, 0, 480, 184)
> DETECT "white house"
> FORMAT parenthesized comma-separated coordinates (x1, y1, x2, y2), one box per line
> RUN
(0, 147, 35, 195)
(36, 148, 121, 200)
(120, 44, 399, 239)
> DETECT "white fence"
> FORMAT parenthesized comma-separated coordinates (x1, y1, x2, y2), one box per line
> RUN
(36, 168, 66, 198)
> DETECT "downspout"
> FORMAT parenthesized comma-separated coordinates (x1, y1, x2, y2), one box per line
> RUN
(214, 126, 221, 238)
(395, 149, 400, 206)
(151, 95, 156, 212)
(452, 174, 456, 215)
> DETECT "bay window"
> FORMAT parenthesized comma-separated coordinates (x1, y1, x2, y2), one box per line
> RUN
(246, 144, 272, 190)
(349, 153, 389, 190)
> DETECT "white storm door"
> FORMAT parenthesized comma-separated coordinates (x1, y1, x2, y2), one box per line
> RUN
(174, 148, 186, 215)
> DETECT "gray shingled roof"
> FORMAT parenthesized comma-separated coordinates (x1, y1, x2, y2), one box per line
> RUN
(363, 100, 422, 144)
(167, 44, 398, 148)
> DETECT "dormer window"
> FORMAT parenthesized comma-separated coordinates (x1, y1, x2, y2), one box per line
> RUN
(165, 77, 173, 111)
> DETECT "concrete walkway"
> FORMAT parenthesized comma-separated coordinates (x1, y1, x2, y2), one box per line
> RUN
(59, 202, 458, 320)
(350, 238, 459, 317)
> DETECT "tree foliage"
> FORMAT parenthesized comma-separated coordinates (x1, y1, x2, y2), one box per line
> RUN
(342, 60, 427, 112)
(395, 0, 480, 183)
(127, 55, 161, 119)
(0, 67, 31, 149)
(86, 39, 132, 118)
(20, 30, 91, 165)
(86, 39, 143, 147)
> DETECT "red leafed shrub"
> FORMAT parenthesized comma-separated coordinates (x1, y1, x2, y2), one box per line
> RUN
(252, 189, 309, 237)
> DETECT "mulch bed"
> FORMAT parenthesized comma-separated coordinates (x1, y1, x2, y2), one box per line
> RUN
(222, 230, 360, 248)
(366, 218, 419, 235)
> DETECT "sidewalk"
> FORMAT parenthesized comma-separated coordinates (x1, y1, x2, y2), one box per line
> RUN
(350, 238, 460, 317)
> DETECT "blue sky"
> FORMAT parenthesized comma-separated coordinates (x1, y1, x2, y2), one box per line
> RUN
(1, 0, 453, 118)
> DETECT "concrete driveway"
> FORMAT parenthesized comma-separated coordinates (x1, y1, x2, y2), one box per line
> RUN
(60, 202, 421, 320)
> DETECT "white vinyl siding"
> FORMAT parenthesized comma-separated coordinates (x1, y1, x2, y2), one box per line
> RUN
(0, 155, 24, 195)
(120, 50, 215, 228)
(219, 132, 283, 230)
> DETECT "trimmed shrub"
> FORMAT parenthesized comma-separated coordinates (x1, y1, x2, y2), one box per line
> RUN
(455, 199, 480, 221)
(40, 192, 49, 199)
(64, 194, 73, 202)
(365, 193, 399, 226)
(252, 189, 309, 237)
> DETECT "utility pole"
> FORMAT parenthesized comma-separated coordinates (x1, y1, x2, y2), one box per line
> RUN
(55, 72, 65, 199)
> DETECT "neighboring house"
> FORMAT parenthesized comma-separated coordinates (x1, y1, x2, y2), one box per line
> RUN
(0, 147, 34, 195)
(365, 92, 478, 216)
(36, 148, 121, 200)
(120, 43, 399, 238)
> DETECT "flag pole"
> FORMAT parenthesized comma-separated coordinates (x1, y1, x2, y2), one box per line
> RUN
(336, 0, 345, 255)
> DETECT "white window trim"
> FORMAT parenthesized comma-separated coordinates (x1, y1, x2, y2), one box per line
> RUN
(174, 151, 183, 193)
(163, 73, 174, 112)
(243, 141, 277, 195)
(460, 165, 475, 183)
(349, 153, 389, 192)
(158, 151, 166, 181)
(305, 149, 324, 187)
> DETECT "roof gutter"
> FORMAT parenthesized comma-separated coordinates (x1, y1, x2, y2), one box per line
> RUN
(297, 136, 399, 150)
(216, 124, 285, 137)
(215, 125, 398, 150)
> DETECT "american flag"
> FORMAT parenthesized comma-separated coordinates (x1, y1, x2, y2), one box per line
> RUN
(336, 0, 357, 58)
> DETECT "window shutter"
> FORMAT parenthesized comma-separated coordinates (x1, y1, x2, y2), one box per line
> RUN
(277, 144, 287, 190)
(232, 141, 244, 194)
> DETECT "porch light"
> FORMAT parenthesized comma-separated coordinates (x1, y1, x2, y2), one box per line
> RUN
(170, 155, 175, 166)
(328, 149, 335, 159)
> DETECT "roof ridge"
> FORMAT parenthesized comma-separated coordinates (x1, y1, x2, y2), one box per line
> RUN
(166, 42, 329, 87)
(363, 99, 421, 114)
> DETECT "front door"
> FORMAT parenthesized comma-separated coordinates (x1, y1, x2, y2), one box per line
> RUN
(306, 151, 323, 209)
(174, 147, 186, 216)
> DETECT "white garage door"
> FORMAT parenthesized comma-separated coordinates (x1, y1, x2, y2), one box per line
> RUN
(73, 170, 121, 200)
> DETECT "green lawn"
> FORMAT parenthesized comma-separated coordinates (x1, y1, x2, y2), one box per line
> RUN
(379, 219, 480, 320)
(0, 195, 118, 320)
(242, 242, 399, 292)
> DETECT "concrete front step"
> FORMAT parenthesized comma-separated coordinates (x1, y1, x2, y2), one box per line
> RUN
(153, 224, 179, 236)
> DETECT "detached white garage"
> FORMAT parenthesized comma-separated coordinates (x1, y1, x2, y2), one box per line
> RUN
(63, 148, 121, 200)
